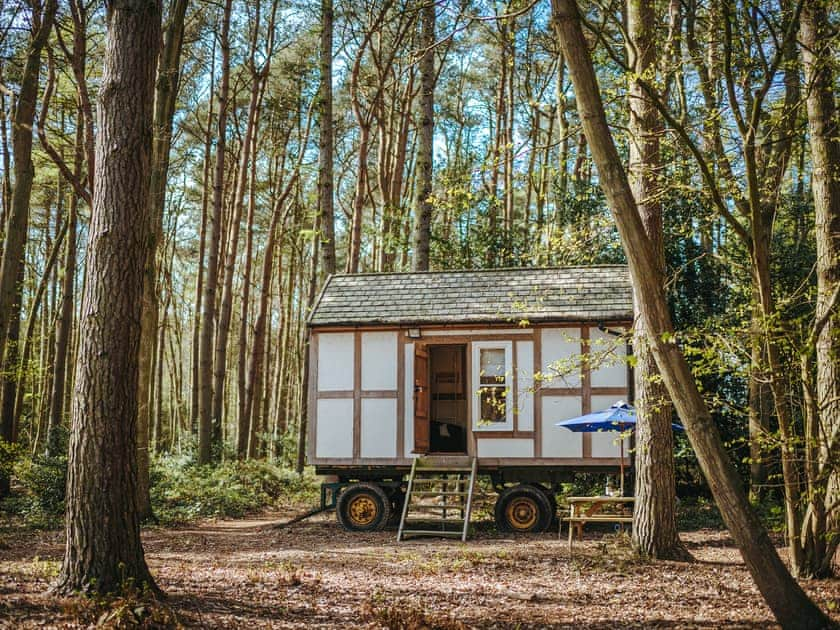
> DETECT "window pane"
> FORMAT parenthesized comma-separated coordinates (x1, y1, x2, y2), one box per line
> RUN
(479, 386, 506, 424)
(480, 348, 505, 385)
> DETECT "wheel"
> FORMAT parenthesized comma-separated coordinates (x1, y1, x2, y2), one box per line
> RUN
(494, 484, 553, 533)
(336, 482, 392, 531)
(531, 483, 558, 525)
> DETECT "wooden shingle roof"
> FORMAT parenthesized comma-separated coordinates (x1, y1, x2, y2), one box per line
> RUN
(308, 266, 633, 327)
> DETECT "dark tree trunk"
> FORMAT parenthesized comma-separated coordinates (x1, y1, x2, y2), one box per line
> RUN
(0, 0, 56, 387)
(0, 263, 23, 497)
(626, 0, 688, 561)
(53, 0, 161, 596)
(550, 0, 834, 626)
(412, 0, 435, 271)
(318, 0, 336, 277)
(137, 0, 189, 518)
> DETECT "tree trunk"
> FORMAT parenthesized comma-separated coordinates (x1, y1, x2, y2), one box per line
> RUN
(626, 0, 688, 561)
(318, 0, 336, 277)
(799, 0, 840, 578)
(298, 212, 320, 474)
(550, 1, 834, 626)
(0, 0, 56, 381)
(53, 0, 161, 596)
(198, 0, 232, 464)
(136, 0, 189, 519)
(412, 0, 435, 272)
(0, 263, 23, 496)
(191, 43, 216, 432)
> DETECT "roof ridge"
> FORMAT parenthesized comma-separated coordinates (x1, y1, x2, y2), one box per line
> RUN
(329, 265, 629, 278)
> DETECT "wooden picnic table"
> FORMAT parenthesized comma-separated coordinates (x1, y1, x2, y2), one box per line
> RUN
(562, 496, 634, 551)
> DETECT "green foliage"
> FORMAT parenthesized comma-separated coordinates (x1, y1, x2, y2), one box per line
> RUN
(149, 455, 317, 526)
(677, 497, 724, 530)
(0, 438, 23, 481)
(8, 453, 68, 528)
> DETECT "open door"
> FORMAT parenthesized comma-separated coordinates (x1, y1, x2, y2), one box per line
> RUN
(413, 345, 430, 453)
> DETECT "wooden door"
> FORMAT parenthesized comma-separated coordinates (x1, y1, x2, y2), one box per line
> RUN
(413, 345, 430, 453)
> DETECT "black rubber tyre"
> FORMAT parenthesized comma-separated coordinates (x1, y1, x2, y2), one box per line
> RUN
(531, 483, 558, 526)
(494, 484, 553, 533)
(336, 482, 392, 532)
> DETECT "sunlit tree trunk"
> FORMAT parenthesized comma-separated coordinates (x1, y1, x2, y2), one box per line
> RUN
(0, 0, 56, 404)
(53, 0, 161, 595)
(799, 0, 840, 578)
(198, 0, 232, 464)
(412, 0, 435, 271)
(318, 0, 336, 277)
(551, 0, 833, 625)
(626, 0, 688, 561)
(137, 0, 188, 517)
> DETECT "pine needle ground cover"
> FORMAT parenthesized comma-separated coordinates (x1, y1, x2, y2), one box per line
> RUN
(1, 509, 838, 628)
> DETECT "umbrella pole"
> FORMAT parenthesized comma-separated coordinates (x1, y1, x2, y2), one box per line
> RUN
(620, 438, 625, 495)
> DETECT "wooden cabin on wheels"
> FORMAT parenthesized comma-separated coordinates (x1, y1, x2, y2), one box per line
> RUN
(306, 266, 633, 537)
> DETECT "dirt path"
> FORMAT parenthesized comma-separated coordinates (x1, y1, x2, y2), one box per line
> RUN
(2, 510, 839, 628)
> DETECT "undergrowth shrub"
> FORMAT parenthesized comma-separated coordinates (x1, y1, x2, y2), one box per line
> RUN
(150, 455, 317, 525)
(9, 453, 68, 528)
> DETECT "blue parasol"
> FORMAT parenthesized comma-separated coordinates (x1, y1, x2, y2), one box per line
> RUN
(555, 401, 685, 494)
(554, 401, 685, 433)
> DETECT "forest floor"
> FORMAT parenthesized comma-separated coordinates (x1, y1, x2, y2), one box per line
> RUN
(1, 501, 839, 629)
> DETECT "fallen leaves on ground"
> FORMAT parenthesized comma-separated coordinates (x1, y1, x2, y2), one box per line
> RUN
(1, 506, 838, 629)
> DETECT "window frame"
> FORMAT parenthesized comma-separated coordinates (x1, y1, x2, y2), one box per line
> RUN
(471, 340, 514, 431)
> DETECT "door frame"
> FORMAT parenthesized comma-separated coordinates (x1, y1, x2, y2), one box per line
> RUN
(416, 342, 468, 455)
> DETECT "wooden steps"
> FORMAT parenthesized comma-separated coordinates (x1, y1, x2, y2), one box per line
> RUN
(397, 456, 477, 542)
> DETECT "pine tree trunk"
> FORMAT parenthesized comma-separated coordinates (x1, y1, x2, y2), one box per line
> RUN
(0, 263, 22, 496)
(0, 0, 56, 386)
(191, 47, 216, 432)
(550, 1, 834, 626)
(626, 0, 688, 561)
(318, 0, 336, 277)
(53, 0, 161, 595)
(198, 0, 232, 464)
(136, 0, 188, 520)
(412, 0, 435, 272)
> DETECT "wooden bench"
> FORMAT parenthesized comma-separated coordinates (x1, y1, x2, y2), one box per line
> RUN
(561, 496, 634, 552)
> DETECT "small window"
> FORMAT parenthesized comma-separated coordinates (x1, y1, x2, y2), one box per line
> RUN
(472, 342, 513, 430)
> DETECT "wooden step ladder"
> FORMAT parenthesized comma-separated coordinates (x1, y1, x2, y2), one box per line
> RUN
(397, 456, 477, 542)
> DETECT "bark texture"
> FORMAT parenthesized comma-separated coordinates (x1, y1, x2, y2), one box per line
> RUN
(626, 0, 688, 561)
(412, 0, 435, 271)
(800, 0, 840, 577)
(0, 0, 56, 388)
(318, 0, 336, 277)
(550, 0, 834, 626)
(53, 0, 161, 596)
(137, 0, 189, 517)
(198, 0, 232, 463)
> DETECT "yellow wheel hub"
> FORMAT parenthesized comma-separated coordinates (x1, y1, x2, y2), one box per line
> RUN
(348, 495, 378, 526)
(506, 497, 538, 530)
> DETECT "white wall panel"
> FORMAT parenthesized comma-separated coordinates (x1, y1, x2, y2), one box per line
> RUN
(404, 343, 415, 458)
(361, 331, 398, 391)
(541, 396, 583, 457)
(590, 394, 629, 458)
(589, 327, 628, 388)
(541, 328, 582, 387)
(516, 341, 534, 431)
(477, 438, 534, 458)
(315, 398, 354, 458)
(361, 398, 397, 458)
(317, 332, 355, 391)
